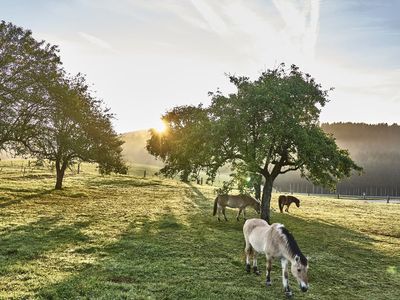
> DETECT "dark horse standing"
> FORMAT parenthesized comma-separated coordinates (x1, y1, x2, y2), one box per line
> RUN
(278, 195, 300, 213)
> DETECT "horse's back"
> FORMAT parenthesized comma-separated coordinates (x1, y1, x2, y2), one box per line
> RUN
(287, 195, 300, 203)
(219, 194, 254, 208)
(278, 194, 287, 203)
(243, 219, 269, 253)
(243, 219, 267, 237)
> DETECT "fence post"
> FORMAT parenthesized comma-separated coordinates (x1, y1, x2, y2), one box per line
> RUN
(144, 170, 146, 178)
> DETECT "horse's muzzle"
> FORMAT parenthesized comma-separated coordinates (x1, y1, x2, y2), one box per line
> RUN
(300, 284, 308, 292)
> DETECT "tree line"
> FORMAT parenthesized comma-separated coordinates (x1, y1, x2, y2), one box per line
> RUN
(275, 122, 400, 196)
(0, 21, 127, 189)
(146, 64, 362, 222)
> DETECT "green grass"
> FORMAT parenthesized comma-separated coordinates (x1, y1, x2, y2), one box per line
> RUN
(0, 161, 399, 299)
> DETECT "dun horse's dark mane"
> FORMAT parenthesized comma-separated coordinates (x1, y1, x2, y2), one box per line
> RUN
(279, 226, 308, 266)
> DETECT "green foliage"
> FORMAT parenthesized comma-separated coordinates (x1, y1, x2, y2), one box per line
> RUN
(0, 20, 60, 150)
(146, 105, 213, 182)
(216, 168, 259, 196)
(22, 73, 127, 188)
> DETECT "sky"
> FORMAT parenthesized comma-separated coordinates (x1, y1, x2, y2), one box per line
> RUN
(1, 0, 400, 133)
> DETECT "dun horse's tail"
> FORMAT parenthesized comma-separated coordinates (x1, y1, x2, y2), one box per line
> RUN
(213, 196, 219, 216)
(278, 195, 285, 213)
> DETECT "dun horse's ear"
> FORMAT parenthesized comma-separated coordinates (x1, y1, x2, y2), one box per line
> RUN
(294, 255, 300, 263)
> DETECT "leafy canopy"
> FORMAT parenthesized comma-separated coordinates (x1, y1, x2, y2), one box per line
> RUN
(148, 64, 361, 191)
(0, 20, 60, 150)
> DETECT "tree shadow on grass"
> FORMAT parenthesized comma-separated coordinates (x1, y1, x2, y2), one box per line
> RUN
(0, 188, 54, 208)
(33, 185, 400, 299)
(85, 177, 164, 188)
(0, 174, 54, 181)
(0, 217, 91, 275)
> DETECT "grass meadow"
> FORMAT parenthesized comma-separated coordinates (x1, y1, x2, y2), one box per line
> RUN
(0, 160, 399, 299)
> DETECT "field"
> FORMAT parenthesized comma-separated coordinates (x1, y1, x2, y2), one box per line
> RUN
(0, 161, 399, 299)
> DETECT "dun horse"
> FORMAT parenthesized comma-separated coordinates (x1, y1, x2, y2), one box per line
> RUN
(243, 219, 309, 298)
(278, 195, 300, 213)
(213, 195, 260, 221)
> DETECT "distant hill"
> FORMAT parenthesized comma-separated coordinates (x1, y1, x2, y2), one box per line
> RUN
(120, 130, 163, 167)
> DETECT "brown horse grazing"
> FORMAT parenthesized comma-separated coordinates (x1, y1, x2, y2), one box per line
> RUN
(213, 194, 260, 221)
(243, 219, 309, 298)
(278, 195, 300, 213)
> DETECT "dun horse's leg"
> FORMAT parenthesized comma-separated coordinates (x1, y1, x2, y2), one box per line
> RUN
(236, 208, 242, 221)
(253, 252, 261, 275)
(243, 208, 246, 220)
(217, 206, 221, 222)
(281, 258, 292, 297)
(266, 256, 272, 286)
(285, 203, 290, 213)
(245, 244, 252, 273)
(222, 208, 228, 221)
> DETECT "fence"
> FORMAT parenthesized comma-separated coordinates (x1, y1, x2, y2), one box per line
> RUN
(274, 182, 400, 203)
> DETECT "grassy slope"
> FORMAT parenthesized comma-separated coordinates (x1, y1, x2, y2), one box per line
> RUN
(0, 162, 399, 299)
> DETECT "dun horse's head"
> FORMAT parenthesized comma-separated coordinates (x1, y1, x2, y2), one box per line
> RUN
(291, 255, 309, 292)
(295, 201, 300, 208)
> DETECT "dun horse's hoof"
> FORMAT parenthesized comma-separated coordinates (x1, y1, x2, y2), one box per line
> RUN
(285, 290, 293, 298)
(253, 266, 261, 276)
(245, 264, 251, 273)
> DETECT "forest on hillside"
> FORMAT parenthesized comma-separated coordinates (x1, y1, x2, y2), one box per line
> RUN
(275, 123, 400, 196)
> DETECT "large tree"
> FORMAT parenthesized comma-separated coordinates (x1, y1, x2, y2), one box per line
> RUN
(0, 21, 60, 150)
(147, 64, 362, 223)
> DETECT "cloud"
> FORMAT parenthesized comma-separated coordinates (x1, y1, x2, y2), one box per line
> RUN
(272, 0, 320, 60)
(189, 0, 228, 35)
(78, 31, 116, 53)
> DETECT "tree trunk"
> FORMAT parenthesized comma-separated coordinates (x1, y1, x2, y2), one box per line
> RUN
(261, 177, 274, 223)
(55, 160, 67, 190)
(254, 183, 261, 200)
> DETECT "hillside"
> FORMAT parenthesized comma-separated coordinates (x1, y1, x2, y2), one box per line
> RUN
(120, 130, 163, 167)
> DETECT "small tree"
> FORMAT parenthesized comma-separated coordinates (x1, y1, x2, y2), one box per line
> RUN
(147, 64, 362, 223)
(146, 105, 213, 182)
(21, 73, 126, 189)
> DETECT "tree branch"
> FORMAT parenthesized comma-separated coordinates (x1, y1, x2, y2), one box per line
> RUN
(279, 165, 301, 174)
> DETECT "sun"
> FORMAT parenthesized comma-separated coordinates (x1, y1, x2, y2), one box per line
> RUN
(153, 119, 167, 134)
